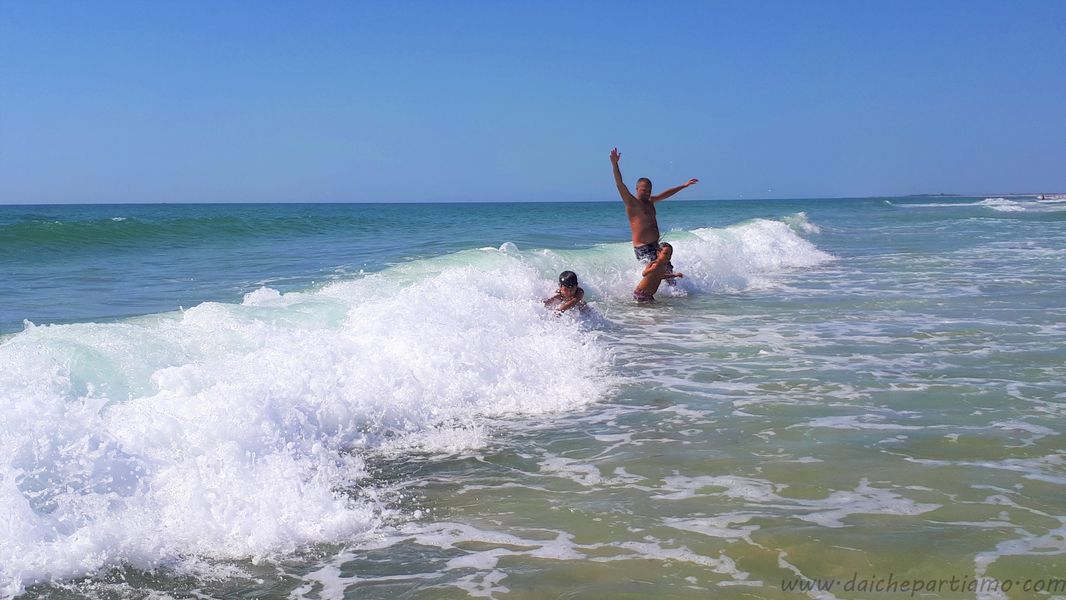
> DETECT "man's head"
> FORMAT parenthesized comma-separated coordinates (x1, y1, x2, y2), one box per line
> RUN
(635, 177, 653, 202)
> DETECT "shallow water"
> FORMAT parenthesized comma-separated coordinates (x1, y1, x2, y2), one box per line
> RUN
(2, 197, 1064, 598)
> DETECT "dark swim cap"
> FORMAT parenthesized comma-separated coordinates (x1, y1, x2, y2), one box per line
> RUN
(559, 271, 578, 288)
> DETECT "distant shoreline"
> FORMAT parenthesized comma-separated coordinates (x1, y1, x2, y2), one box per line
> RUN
(908, 192, 1065, 198)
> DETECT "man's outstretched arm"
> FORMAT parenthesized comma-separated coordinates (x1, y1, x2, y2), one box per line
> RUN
(652, 178, 699, 203)
(610, 148, 636, 203)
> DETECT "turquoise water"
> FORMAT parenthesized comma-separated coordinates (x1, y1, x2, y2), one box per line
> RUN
(1, 197, 1064, 598)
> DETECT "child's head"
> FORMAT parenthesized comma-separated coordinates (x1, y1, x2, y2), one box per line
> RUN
(558, 270, 584, 296)
(659, 243, 673, 259)
(559, 271, 578, 288)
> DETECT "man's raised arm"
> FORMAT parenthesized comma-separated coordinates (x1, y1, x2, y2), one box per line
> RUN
(652, 178, 699, 203)
(610, 148, 636, 203)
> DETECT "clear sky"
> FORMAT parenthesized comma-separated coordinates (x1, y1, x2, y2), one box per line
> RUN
(2, 1, 1064, 204)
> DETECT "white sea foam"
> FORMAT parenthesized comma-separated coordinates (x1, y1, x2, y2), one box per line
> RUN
(792, 479, 941, 528)
(682, 217, 833, 292)
(0, 215, 832, 594)
(538, 456, 608, 487)
(794, 415, 926, 431)
(0, 259, 611, 596)
(653, 475, 783, 502)
(292, 519, 762, 596)
(907, 454, 1066, 485)
(991, 420, 1059, 446)
(782, 211, 822, 234)
(537, 455, 646, 488)
(652, 475, 940, 528)
(979, 198, 1026, 212)
(664, 514, 760, 541)
(887, 197, 1066, 213)
(460, 213, 834, 299)
(974, 517, 1066, 600)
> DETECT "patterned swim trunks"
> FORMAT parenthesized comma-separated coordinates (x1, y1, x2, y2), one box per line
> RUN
(634, 242, 660, 264)
(633, 290, 655, 302)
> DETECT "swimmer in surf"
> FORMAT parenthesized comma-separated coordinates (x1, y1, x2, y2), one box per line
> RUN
(544, 271, 587, 314)
(633, 243, 683, 302)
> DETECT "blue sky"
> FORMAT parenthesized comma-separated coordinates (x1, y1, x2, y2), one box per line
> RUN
(2, 1, 1064, 203)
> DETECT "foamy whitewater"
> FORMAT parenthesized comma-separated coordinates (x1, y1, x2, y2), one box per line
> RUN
(1, 198, 1063, 598)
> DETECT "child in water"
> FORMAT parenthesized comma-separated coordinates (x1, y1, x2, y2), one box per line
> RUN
(633, 242, 683, 302)
(544, 271, 586, 314)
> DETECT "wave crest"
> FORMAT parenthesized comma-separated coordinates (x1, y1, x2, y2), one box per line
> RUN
(0, 213, 827, 593)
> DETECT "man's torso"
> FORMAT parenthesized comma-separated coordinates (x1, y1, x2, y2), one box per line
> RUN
(626, 199, 660, 246)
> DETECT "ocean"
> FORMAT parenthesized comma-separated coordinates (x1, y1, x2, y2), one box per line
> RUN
(1, 197, 1063, 599)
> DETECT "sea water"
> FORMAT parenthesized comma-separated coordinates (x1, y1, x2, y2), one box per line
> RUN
(0, 198, 1063, 599)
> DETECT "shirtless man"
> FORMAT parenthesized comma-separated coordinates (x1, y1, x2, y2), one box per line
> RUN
(610, 147, 698, 265)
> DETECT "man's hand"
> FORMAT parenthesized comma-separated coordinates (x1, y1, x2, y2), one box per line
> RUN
(684, 178, 699, 187)
(611, 147, 636, 203)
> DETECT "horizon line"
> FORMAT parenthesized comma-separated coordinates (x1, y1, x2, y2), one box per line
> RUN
(2, 192, 1055, 208)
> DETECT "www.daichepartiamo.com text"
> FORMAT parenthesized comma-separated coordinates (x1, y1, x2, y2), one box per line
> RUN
(781, 573, 1065, 595)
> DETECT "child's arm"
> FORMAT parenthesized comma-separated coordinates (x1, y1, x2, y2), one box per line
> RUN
(642, 258, 666, 277)
(556, 287, 585, 313)
(664, 272, 684, 280)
